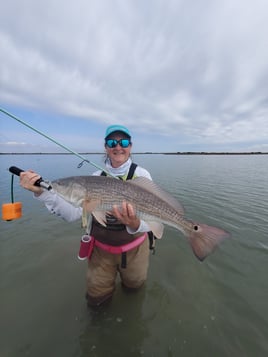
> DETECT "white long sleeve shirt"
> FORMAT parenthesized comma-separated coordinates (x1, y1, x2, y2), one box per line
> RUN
(35, 158, 152, 234)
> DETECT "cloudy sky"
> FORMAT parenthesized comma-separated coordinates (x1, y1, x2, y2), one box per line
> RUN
(1, 0, 268, 153)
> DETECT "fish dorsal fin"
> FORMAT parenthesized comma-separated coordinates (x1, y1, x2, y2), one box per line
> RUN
(129, 177, 184, 215)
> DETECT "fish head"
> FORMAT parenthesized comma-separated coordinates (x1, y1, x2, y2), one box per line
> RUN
(51, 176, 89, 207)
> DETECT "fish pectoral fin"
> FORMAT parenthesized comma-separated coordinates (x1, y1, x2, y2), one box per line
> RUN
(83, 199, 100, 213)
(92, 211, 107, 227)
(146, 221, 164, 239)
(83, 199, 106, 226)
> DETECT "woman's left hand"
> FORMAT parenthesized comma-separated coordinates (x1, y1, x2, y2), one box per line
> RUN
(111, 201, 140, 231)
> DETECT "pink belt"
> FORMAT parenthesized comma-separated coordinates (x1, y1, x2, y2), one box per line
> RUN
(94, 233, 147, 254)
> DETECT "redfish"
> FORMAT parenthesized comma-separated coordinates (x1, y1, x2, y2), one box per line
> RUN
(51, 176, 230, 261)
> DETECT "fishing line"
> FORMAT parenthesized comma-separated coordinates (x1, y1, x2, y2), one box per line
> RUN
(10, 174, 14, 203)
(0, 107, 116, 177)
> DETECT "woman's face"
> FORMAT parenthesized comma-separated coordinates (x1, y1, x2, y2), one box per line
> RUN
(105, 132, 132, 168)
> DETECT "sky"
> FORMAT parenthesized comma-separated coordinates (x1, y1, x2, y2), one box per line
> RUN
(0, 0, 268, 153)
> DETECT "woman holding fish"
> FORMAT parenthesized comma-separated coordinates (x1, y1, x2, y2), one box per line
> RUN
(20, 125, 155, 307)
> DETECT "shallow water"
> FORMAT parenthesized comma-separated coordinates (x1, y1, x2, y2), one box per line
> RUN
(1, 154, 267, 356)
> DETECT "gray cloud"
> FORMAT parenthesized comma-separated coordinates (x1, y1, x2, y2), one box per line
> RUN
(1, 0, 268, 150)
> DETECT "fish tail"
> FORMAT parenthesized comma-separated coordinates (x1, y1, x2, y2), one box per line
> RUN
(187, 223, 231, 261)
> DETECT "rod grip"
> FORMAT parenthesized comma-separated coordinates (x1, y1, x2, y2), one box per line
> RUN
(9, 166, 24, 176)
(8, 166, 52, 190)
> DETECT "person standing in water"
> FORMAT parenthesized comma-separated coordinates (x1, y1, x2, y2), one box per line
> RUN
(20, 125, 155, 307)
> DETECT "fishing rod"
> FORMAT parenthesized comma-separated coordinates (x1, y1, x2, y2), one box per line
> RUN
(0, 107, 115, 177)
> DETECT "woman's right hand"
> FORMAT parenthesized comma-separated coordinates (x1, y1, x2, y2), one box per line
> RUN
(20, 170, 44, 195)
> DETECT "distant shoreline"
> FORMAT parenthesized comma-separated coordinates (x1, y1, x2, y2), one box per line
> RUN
(1, 152, 268, 155)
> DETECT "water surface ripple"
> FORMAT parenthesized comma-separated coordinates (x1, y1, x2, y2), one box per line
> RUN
(1, 154, 267, 356)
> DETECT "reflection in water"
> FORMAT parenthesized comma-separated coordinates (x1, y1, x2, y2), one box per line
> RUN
(79, 280, 175, 356)
(79, 284, 149, 356)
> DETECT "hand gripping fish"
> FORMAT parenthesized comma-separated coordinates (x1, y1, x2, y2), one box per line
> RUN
(51, 176, 231, 261)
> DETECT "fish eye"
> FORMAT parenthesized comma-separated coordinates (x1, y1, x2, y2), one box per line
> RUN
(194, 225, 199, 231)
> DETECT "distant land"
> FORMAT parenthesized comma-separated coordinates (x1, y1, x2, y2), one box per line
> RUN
(1, 152, 268, 155)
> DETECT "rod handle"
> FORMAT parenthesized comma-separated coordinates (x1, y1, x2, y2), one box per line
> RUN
(9, 166, 24, 176)
(8, 166, 52, 190)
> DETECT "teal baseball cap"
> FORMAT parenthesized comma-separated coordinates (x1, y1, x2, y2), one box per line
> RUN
(105, 125, 131, 139)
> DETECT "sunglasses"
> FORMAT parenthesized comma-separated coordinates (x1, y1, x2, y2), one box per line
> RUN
(105, 139, 132, 148)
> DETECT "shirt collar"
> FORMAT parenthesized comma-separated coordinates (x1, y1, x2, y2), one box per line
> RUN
(105, 157, 132, 176)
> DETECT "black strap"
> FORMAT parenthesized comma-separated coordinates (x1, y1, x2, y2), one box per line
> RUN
(126, 163, 137, 180)
(148, 231, 156, 255)
(121, 252, 127, 269)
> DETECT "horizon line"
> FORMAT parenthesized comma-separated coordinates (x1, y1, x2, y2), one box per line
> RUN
(1, 151, 268, 155)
